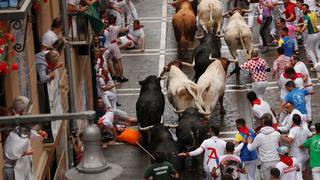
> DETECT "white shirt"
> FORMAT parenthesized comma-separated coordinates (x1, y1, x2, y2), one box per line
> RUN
(247, 126, 281, 162)
(304, 0, 317, 11)
(190, 136, 226, 172)
(288, 126, 312, 158)
(276, 158, 300, 180)
(279, 73, 304, 100)
(3, 131, 31, 167)
(294, 62, 312, 86)
(127, 26, 145, 44)
(252, 99, 277, 124)
(279, 109, 304, 132)
(104, 25, 121, 47)
(42, 30, 57, 47)
(68, 0, 80, 7)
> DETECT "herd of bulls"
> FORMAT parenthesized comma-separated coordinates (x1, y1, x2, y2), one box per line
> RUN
(135, 0, 255, 174)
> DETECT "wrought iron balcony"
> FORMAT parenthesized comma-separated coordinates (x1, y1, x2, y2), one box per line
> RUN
(0, 0, 31, 20)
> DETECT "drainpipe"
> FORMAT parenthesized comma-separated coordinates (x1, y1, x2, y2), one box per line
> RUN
(59, 0, 78, 167)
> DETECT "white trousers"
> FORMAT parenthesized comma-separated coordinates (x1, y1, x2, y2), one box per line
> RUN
(244, 160, 257, 180)
(248, 3, 259, 28)
(101, 91, 117, 110)
(312, 167, 320, 180)
(261, 160, 278, 180)
(252, 81, 268, 100)
(306, 33, 320, 65)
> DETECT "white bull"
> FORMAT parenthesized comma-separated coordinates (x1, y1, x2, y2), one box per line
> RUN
(223, 9, 253, 59)
(167, 66, 198, 113)
(195, 57, 237, 117)
(198, 0, 224, 35)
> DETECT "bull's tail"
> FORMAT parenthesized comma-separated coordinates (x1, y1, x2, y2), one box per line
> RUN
(208, 4, 214, 33)
(239, 31, 246, 51)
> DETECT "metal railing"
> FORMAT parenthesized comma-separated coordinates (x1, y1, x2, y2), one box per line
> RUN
(68, 12, 90, 45)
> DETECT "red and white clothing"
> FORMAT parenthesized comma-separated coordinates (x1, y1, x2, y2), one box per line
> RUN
(251, 98, 277, 128)
(273, 55, 290, 81)
(240, 57, 269, 82)
(189, 136, 226, 179)
(240, 57, 269, 99)
(279, 108, 307, 132)
(119, 25, 145, 48)
(279, 73, 304, 100)
(104, 25, 122, 59)
(288, 125, 312, 173)
(275, 157, 300, 180)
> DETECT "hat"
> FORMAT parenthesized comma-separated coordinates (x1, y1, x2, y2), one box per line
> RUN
(277, 146, 289, 155)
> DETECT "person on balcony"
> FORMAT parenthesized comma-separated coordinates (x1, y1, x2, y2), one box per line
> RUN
(3, 125, 34, 180)
(41, 16, 63, 50)
(118, 20, 145, 52)
(104, 15, 129, 83)
(67, 0, 88, 13)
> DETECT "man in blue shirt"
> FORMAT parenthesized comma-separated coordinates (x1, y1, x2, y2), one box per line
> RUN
(278, 27, 296, 58)
(279, 81, 315, 125)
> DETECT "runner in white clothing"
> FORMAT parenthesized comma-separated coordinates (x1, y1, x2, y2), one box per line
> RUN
(104, 15, 128, 83)
(178, 125, 226, 180)
(281, 114, 312, 179)
(278, 104, 307, 132)
(275, 146, 301, 180)
(119, 20, 145, 52)
(247, 91, 277, 130)
(291, 55, 313, 121)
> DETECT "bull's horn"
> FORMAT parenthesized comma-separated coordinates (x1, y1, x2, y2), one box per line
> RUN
(159, 75, 167, 80)
(242, 9, 252, 13)
(209, 54, 217, 61)
(174, 108, 185, 114)
(138, 124, 154, 131)
(222, 11, 230, 17)
(198, 110, 211, 116)
(228, 58, 238, 63)
(195, 33, 204, 39)
(180, 61, 194, 67)
(218, 33, 224, 38)
(163, 124, 179, 128)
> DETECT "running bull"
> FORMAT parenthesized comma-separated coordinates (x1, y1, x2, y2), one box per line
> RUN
(196, 57, 238, 116)
(149, 124, 184, 171)
(176, 107, 207, 151)
(170, 0, 196, 56)
(160, 60, 198, 114)
(198, 0, 224, 35)
(223, 8, 253, 60)
(136, 75, 165, 145)
(191, 32, 222, 82)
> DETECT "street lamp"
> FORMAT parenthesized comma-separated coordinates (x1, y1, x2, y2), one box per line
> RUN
(65, 124, 123, 180)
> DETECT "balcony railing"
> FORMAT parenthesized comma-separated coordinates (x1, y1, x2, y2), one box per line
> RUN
(0, 0, 31, 20)
(68, 12, 90, 46)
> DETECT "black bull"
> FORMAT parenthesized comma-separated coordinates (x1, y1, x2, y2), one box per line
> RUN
(136, 75, 165, 145)
(192, 32, 222, 82)
(176, 107, 208, 151)
(149, 124, 184, 172)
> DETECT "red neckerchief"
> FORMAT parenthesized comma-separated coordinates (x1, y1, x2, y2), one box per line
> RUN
(251, 99, 261, 106)
(272, 123, 278, 131)
(239, 126, 250, 136)
(283, 73, 303, 80)
(280, 156, 293, 166)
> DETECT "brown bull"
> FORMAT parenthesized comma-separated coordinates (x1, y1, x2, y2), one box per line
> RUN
(170, 0, 196, 58)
